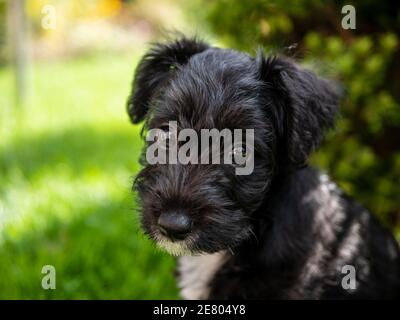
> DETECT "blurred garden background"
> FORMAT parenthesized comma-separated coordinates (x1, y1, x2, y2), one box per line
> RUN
(0, 0, 399, 299)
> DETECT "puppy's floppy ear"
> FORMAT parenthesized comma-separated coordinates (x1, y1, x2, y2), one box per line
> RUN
(127, 37, 209, 123)
(258, 53, 341, 169)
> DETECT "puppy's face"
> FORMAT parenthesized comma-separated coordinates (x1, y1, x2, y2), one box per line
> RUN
(134, 51, 273, 255)
(127, 38, 339, 255)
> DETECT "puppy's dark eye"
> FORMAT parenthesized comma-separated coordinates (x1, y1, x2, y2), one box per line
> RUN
(155, 130, 170, 142)
(232, 146, 247, 157)
(229, 146, 250, 166)
(154, 127, 176, 150)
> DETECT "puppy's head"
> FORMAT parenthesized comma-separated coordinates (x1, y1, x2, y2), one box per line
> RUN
(127, 37, 340, 255)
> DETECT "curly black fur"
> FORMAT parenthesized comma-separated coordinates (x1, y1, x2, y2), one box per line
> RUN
(127, 37, 400, 299)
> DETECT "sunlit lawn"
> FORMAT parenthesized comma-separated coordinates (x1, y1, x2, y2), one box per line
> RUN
(0, 52, 179, 299)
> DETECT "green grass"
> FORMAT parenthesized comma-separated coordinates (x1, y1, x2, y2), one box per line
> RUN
(0, 52, 179, 299)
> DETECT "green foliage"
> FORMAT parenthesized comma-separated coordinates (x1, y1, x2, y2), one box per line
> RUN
(0, 53, 179, 299)
(196, 0, 400, 231)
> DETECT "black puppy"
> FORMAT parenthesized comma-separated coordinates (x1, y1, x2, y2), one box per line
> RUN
(127, 37, 400, 299)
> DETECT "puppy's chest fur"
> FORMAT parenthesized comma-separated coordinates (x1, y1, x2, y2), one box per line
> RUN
(177, 251, 228, 300)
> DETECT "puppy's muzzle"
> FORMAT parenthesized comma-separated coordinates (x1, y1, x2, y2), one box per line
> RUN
(158, 211, 192, 241)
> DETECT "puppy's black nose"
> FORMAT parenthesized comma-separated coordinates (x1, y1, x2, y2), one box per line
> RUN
(158, 212, 192, 240)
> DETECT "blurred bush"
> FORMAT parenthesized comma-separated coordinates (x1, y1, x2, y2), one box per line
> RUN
(194, 0, 400, 230)
(0, 0, 6, 65)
